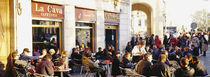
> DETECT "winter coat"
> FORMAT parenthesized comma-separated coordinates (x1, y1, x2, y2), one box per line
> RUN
(174, 66, 195, 77)
(134, 60, 152, 76)
(169, 38, 178, 48)
(155, 39, 162, 48)
(125, 45, 133, 53)
(37, 59, 54, 76)
(200, 36, 208, 52)
(111, 58, 121, 75)
(192, 62, 208, 76)
(150, 62, 171, 77)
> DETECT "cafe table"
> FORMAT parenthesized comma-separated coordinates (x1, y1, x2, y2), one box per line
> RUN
(54, 68, 72, 77)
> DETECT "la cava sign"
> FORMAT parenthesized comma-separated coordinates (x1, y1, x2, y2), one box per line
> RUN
(32, 2, 64, 19)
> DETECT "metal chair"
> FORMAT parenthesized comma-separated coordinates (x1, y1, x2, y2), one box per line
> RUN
(33, 73, 53, 77)
(121, 67, 145, 77)
(83, 64, 97, 77)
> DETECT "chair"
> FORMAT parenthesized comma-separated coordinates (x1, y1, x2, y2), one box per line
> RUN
(83, 64, 97, 77)
(33, 73, 53, 77)
(82, 55, 98, 77)
(13, 66, 34, 77)
(69, 58, 84, 74)
(123, 68, 145, 77)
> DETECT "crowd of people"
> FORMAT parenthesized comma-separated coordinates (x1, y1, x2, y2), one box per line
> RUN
(12, 48, 69, 77)
(12, 32, 209, 77)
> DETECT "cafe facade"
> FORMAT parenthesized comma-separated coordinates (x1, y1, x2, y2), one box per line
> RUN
(0, 0, 130, 76)
(11, 0, 131, 56)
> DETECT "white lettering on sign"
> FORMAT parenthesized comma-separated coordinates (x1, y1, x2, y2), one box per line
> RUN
(35, 3, 44, 12)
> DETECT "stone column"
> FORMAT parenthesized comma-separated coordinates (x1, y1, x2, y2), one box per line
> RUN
(95, 10, 105, 52)
(16, 0, 33, 55)
(63, 4, 76, 55)
(119, 3, 131, 52)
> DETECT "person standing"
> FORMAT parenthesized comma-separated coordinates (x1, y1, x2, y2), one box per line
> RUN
(149, 34, 155, 48)
(169, 35, 178, 48)
(125, 42, 133, 53)
(163, 35, 169, 48)
(186, 35, 200, 55)
(111, 52, 121, 77)
(200, 33, 208, 56)
(155, 35, 162, 48)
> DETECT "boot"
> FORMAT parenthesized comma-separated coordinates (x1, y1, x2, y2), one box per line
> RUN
(203, 51, 206, 56)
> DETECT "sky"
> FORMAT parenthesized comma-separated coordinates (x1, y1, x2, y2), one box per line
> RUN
(165, 0, 210, 27)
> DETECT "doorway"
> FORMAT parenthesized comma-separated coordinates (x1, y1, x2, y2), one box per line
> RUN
(105, 25, 118, 50)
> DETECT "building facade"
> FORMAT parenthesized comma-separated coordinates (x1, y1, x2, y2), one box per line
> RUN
(0, 0, 167, 76)
(11, 0, 131, 57)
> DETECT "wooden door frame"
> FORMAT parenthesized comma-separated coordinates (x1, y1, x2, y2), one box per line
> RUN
(105, 25, 119, 51)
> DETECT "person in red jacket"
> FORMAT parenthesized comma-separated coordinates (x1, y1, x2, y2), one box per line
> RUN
(155, 35, 162, 48)
(169, 35, 178, 48)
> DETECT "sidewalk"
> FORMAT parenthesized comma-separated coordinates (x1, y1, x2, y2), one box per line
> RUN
(199, 45, 210, 74)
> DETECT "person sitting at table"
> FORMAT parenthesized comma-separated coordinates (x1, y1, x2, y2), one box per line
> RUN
(185, 53, 193, 67)
(12, 51, 28, 77)
(95, 47, 103, 59)
(134, 53, 153, 76)
(33, 49, 41, 56)
(161, 50, 171, 66)
(121, 52, 134, 68)
(37, 54, 54, 76)
(57, 51, 68, 69)
(132, 41, 147, 63)
(52, 49, 61, 61)
(182, 47, 193, 57)
(111, 52, 121, 77)
(174, 58, 195, 77)
(82, 54, 106, 77)
(55, 50, 71, 77)
(150, 54, 171, 77)
(19, 48, 45, 62)
(107, 45, 116, 56)
(192, 56, 208, 76)
(100, 49, 112, 60)
(49, 49, 56, 61)
(71, 48, 82, 64)
(145, 45, 153, 53)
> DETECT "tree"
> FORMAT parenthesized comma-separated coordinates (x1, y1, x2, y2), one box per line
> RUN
(191, 9, 208, 31)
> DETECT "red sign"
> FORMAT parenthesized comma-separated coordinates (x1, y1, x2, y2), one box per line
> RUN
(75, 8, 96, 22)
(31, 2, 64, 19)
(104, 12, 120, 23)
(106, 60, 110, 64)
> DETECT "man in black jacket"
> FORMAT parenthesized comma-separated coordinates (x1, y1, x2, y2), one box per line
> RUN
(174, 58, 195, 77)
(150, 54, 171, 77)
(192, 56, 208, 76)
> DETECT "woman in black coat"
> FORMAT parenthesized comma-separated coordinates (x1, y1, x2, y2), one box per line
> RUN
(125, 42, 133, 53)
(111, 53, 121, 77)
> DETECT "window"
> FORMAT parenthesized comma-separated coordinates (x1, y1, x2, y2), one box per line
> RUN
(32, 20, 61, 51)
